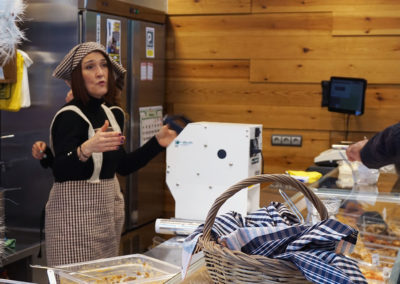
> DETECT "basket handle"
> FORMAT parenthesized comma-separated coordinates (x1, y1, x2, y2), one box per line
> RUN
(202, 174, 329, 240)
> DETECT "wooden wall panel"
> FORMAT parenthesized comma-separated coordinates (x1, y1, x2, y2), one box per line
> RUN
(333, 11, 400, 36)
(250, 59, 400, 84)
(164, 0, 400, 216)
(167, 60, 249, 79)
(169, 34, 400, 60)
(330, 131, 376, 145)
(252, 0, 400, 13)
(166, 79, 400, 111)
(262, 129, 330, 173)
(166, 79, 321, 107)
(168, 0, 251, 15)
(168, 13, 332, 36)
(364, 85, 400, 109)
(171, 103, 399, 133)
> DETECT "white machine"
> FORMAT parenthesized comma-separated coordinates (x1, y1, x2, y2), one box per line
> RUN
(314, 144, 349, 166)
(165, 122, 263, 221)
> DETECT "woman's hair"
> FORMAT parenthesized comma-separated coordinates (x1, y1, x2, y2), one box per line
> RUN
(71, 51, 119, 106)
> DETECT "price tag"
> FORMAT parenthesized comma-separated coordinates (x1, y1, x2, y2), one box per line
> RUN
(371, 253, 380, 266)
(383, 267, 391, 280)
(47, 269, 57, 284)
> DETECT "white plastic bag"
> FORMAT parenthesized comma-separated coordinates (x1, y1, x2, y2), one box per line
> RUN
(337, 160, 379, 188)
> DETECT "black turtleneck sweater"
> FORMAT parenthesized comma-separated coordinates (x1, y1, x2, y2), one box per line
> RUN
(51, 97, 164, 182)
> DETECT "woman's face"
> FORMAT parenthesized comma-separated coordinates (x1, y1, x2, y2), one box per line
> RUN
(81, 51, 108, 98)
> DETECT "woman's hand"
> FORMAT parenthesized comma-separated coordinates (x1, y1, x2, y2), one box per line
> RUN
(346, 139, 368, 162)
(80, 120, 125, 158)
(32, 141, 47, 160)
(155, 125, 177, 147)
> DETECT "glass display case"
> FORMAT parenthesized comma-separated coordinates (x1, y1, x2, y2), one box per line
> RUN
(266, 167, 400, 284)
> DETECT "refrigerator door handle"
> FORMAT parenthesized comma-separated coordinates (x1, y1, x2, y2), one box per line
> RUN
(78, 11, 84, 43)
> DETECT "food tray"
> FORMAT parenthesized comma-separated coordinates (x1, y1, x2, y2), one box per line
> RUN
(358, 262, 391, 283)
(55, 254, 180, 284)
(334, 210, 400, 282)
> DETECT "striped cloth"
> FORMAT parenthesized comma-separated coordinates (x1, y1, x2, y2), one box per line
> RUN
(183, 202, 367, 284)
(182, 202, 299, 278)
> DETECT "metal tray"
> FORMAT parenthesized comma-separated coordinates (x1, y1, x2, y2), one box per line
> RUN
(54, 254, 179, 284)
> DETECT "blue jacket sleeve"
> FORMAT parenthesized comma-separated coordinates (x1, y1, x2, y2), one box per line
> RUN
(360, 122, 400, 169)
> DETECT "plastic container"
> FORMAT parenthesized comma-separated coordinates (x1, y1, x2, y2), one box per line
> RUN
(358, 262, 391, 283)
(0, 280, 37, 284)
(54, 254, 180, 284)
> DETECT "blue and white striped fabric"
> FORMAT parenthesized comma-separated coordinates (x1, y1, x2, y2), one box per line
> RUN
(190, 202, 300, 239)
(181, 202, 298, 278)
(183, 202, 367, 284)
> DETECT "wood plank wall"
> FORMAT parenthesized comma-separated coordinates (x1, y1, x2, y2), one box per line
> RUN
(163, 0, 400, 217)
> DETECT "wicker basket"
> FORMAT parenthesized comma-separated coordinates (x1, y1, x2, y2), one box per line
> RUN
(198, 174, 329, 284)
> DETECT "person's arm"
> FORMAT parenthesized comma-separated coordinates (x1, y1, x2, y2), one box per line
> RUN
(117, 136, 164, 175)
(155, 125, 177, 147)
(346, 139, 368, 162)
(51, 111, 93, 179)
(116, 125, 177, 176)
(32, 141, 54, 168)
(360, 123, 400, 169)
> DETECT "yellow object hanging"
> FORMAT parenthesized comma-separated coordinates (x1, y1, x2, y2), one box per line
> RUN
(0, 51, 24, 112)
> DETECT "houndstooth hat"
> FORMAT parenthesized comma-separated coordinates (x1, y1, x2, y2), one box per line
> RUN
(52, 42, 126, 90)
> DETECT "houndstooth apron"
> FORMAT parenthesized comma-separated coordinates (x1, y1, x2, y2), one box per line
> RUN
(46, 104, 125, 266)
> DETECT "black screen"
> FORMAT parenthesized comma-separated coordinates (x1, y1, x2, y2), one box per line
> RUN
(328, 77, 367, 116)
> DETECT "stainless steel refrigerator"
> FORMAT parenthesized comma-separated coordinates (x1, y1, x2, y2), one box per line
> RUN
(1, 0, 166, 244)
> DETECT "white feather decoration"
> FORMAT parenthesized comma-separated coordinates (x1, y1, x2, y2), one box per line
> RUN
(0, 0, 26, 66)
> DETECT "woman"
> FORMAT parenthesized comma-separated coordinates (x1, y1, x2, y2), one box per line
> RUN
(45, 42, 176, 266)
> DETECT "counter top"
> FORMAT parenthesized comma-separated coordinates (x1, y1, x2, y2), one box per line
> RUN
(3, 227, 42, 266)
(145, 236, 185, 267)
(145, 236, 211, 284)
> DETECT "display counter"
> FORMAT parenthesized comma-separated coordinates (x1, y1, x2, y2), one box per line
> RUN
(265, 168, 400, 283)
(316, 170, 400, 283)
(147, 169, 400, 283)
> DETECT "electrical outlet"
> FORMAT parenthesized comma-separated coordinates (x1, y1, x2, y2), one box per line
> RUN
(291, 135, 302, 146)
(271, 135, 282, 145)
(281, 135, 291, 145)
(271, 134, 302, 147)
